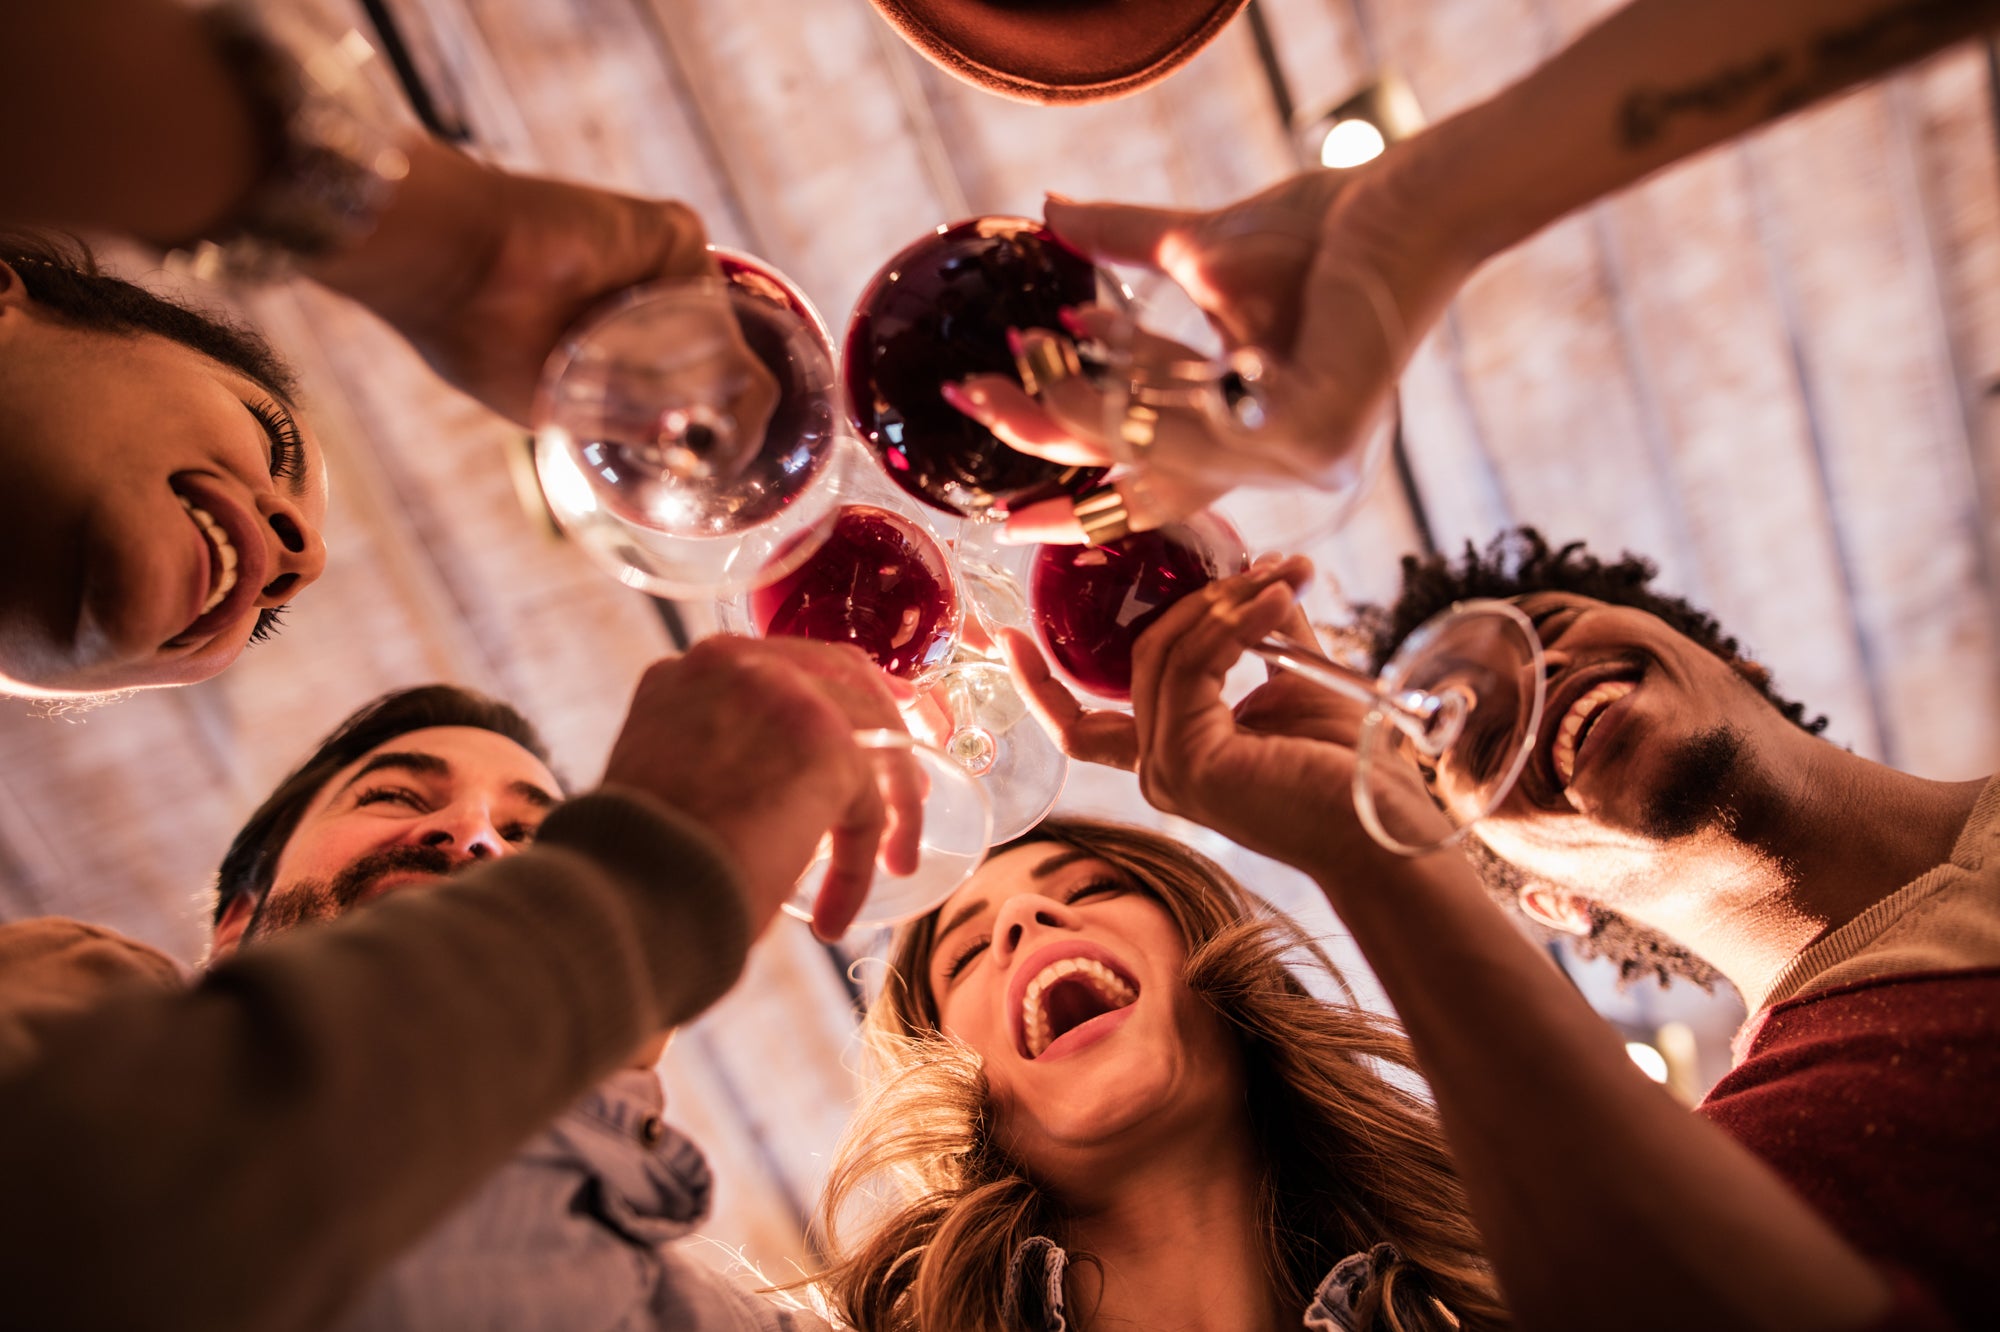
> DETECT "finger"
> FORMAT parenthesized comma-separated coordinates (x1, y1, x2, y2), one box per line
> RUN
(1127, 560, 1311, 757)
(736, 637, 914, 724)
(814, 747, 889, 941)
(1000, 628, 1140, 771)
(998, 469, 1234, 546)
(874, 743, 926, 878)
(1045, 197, 1197, 273)
(943, 376, 1117, 468)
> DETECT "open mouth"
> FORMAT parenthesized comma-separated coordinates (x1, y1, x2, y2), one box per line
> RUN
(1542, 667, 1643, 793)
(164, 476, 271, 646)
(179, 494, 241, 617)
(1015, 950, 1140, 1060)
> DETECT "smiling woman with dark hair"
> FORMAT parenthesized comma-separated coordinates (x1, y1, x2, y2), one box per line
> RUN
(0, 233, 331, 697)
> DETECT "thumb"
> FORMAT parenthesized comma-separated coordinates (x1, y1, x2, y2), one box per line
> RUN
(1045, 196, 1197, 274)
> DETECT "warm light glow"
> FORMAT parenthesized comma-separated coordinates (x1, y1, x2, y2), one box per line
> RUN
(1320, 118, 1387, 169)
(1625, 1041, 1670, 1083)
(535, 430, 598, 519)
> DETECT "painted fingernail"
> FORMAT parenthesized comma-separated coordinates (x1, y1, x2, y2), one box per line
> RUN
(940, 381, 989, 416)
(1057, 307, 1091, 338)
(1005, 326, 1028, 359)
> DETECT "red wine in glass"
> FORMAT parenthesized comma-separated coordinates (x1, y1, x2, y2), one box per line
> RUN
(565, 252, 838, 537)
(751, 504, 961, 682)
(1029, 513, 1249, 701)
(844, 218, 1108, 519)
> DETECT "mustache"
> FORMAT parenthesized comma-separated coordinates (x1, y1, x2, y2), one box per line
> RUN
(243, 844, 459, 944)
(327, 843, 459, 910)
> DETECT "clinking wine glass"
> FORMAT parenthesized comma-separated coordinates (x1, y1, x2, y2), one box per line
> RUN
(530, 250, 991, 923)
(1027, 511, 1547, 855)
(843, 217, 1121, 632)
(717, 442, 1069, 856)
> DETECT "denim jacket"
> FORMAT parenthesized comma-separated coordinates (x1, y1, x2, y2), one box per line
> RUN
(332, 1069, 831, 1331)
(1004, 1233, 1403, 1332)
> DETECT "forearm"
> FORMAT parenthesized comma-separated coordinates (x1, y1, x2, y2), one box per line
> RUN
(0, 793, 750, 1332)
(0, 0, 262, 243)
(1308, 842, 1889, 1331)
(1404, 0, 2000, 263)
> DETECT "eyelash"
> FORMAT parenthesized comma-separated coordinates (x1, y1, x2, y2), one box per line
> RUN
(248, 395, 305, 483)
(249, 605, 289, 645)
(940, 878, 1125, 982)
(352, 787, 538, 843)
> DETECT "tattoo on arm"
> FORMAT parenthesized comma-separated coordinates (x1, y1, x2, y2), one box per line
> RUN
(1618, 0, 2000, 150)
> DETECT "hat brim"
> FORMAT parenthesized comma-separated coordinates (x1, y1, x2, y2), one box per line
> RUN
(871, 0, 1251, 105)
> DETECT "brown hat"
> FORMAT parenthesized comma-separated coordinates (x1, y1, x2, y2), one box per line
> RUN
(871, 0, 1251, 105)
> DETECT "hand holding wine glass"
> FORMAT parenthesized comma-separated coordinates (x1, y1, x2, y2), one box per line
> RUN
(598, 636, 927, 941)
(938, 162, 1469, 543)
(313, 140, 775, 436)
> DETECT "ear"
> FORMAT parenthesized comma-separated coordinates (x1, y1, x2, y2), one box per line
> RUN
(0, 259, 31, 309)
(1518, 884, 1594, 936)
(208, 892, 258, 961)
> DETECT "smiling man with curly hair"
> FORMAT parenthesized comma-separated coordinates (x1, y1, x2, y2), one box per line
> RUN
(1355, 527, 2000, 1327)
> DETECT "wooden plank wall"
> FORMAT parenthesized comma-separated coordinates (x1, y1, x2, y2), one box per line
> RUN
(2, 0, 1996, 1280)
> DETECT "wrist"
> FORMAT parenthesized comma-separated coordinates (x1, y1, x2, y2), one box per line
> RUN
(305, 136, 504, 338)
(1380, 84, 1569, 272)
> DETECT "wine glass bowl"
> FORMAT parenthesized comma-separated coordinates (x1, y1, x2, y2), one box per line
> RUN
(1027, 511, 1250, 702)
(747, 502, 962, 683)
(1352, 599, 1545, 856)
(532, 249, 845, 597)
(843, 217, 1109, 519)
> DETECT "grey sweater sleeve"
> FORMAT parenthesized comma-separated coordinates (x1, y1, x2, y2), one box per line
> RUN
(0, 789, 752, 1332)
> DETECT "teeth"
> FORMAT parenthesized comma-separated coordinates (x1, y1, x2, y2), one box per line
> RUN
(179, 494, 240, 615)
(1020, 956, 1138, 1059)
(1552, 680, 1636, 788)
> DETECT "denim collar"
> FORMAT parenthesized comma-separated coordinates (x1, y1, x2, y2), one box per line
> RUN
(1004, 1235, 1401, 1332)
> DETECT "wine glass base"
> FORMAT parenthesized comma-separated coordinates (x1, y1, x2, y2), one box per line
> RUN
(1352, 599, 1546, 857)
(929, 661, 1068, 843)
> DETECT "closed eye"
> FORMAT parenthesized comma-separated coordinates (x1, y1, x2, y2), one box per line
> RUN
(943, 934, 989, 983)
(247, 395, 307, 487)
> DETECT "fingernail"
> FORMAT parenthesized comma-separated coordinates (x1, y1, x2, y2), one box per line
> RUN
(940, 381, 989, 416)
(1057, 306, 1090, 338)
(1046, 191, 1075, 206)
(1005, 326, 1027, 359)
(1251, 551, 1285, 571)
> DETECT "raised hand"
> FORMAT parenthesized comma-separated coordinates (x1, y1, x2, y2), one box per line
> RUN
(940, 161, 1466, 543)
(598, 636, 920, 941)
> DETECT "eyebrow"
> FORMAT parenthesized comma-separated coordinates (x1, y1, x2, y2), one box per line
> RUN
(337, 751, 559, 809)
(931, 848, 1102, 952)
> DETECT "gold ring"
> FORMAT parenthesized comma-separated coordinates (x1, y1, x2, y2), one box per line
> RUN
(1014, 334, 1082, 398)
(1071, 483, 1132, 545)
(1118, 402, 1159, 456)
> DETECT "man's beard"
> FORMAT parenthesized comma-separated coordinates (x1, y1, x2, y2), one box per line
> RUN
(244, 844, 456, 943)
(1637, 724, 1748, 841)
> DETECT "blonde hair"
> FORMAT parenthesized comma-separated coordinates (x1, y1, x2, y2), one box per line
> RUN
(812, 818, 1509, 1331)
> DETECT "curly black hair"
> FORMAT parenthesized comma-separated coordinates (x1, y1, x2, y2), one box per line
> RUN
(1352, 529, 1831, 990)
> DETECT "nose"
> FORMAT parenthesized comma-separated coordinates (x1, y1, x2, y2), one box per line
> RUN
(253, 494, 328, 605)
(991, 893, 1078, 966)
(414, 807, 515, 863)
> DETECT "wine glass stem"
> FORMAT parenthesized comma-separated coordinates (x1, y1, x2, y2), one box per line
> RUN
(1249, 637, 1455, 755)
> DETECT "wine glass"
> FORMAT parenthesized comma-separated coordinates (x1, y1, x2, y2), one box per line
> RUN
(843, 217, 1132, 636)
(529, 250, 992, 925)
(717, 441, 1070, 845)
(532, 248, 850, 598)
(1027, 512, 1547, 856)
